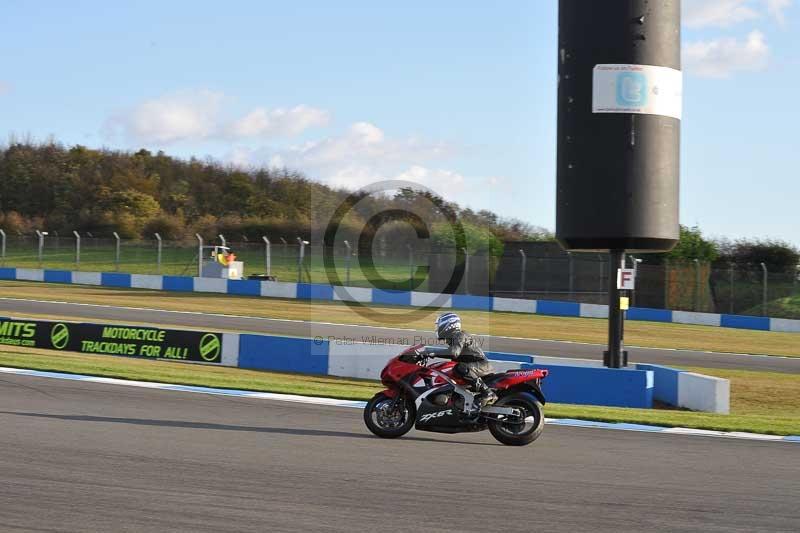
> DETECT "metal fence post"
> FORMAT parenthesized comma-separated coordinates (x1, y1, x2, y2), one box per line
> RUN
(794, 264, 799, 295)
(196, 234, 203, 277)
(630, 256, 642, 307)
(297, 237, 305, 283)
(407, 244, 414, 291)
(598, 253, 605, 292)
(154, 233, 162, 274)
(36, 230, 44, 268)
(262, 236, 271, 277)
(519, 249, 527, 295)
(761, 262, 768, 317)
(693, 259, 701, 312)
(343, 240, 352, 285)
(53, 230, 60, 251)
(729, 265, 735, 314)
(462, 247, 470, 295)
(218, 234, 226, 247)
(568, 252, 574, 298)
(0, 229, 5, 266)
(113, 232, 121, 271)
(73, 231, 81, 267)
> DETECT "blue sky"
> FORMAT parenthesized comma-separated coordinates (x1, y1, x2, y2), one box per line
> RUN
(1, 0, 798, 246)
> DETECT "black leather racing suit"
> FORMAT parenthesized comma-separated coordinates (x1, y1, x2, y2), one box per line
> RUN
(439, 331, 493, 390)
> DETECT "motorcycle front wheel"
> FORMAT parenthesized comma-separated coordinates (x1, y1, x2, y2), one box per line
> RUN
(487, 392, 544, 446)
(364, 392, 415, 438)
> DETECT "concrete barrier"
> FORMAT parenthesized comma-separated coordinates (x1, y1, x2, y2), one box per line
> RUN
(238, 334, 329, 374)
(678, 372, 730, 414)
(131, 274, 163, 291)
(328, 342, 400, 380)
(221, 333, 240, 367)
(636, 363, 682, 406)
(771, 318, 800, 333)
(636, 363, 731, 413)
(0, 306, 728, 411)
(522, 362, 653, 408)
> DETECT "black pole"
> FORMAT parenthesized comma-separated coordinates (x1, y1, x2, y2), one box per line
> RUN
(605, 250, 625, 368)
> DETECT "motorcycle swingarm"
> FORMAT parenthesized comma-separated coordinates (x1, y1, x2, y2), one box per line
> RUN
(481, 405, 521, 416)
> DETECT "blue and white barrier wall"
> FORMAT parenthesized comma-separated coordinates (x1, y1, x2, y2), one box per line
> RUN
(0, 309, 725, 412)
(220, 332, 730, 411)
(2, 267, 797, 334)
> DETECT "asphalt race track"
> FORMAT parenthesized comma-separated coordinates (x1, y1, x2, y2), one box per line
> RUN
(1, 298, 798, 373)
(1, 373, 798, 532)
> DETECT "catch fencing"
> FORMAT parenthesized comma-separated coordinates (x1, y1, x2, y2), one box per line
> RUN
(0, 231, 798, 318)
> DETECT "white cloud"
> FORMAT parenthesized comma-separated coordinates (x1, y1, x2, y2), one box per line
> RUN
(763, 0, 792, 26)
(0, 81, 10, 96)
(395, 165, 465, 188)
(325, 164, 466, 193)
(105, 89, 223, 143)
(683, 0, 793, 27)
(226, 121, 478, 197)
(683, 0, 761, 28)
(104, 89, 329, 144)
(226, 105, 330, 138)
(267, 122, 452, 171)
(683, 30, 769, 77)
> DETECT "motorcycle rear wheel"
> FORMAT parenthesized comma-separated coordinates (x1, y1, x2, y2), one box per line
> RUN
(487, 392, 544, 446)
(364, 393, 415, 438)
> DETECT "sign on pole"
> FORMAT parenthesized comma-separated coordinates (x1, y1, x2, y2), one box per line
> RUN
(617, 268, 636, 291)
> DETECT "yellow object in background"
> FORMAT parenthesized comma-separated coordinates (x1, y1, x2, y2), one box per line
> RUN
(619, 297, 630, 310)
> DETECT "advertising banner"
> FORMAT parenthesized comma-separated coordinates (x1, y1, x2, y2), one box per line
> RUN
(0, 318, 222, 363)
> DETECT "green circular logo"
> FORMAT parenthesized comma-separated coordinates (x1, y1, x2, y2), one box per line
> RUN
(51, 323, 70, 350)
(199, 333, 221, 362)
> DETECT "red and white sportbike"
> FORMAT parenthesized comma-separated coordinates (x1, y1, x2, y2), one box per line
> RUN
(364, 344, 548, 446)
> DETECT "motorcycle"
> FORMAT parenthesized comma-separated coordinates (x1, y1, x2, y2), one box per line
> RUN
(363, 344, 548, 446)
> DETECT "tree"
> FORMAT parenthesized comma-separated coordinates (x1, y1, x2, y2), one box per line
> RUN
(653, 225, 719, 263)
(717, 239, 800, 273)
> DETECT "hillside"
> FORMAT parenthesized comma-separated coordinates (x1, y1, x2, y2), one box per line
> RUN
(0, 141, 549, 247)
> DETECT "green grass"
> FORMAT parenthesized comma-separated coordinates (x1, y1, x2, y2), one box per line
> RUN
(0, 243, 429, 290)
(0, 346, 380, 399)
(1, 347, 798, 435)
(1, 280, 798, 357)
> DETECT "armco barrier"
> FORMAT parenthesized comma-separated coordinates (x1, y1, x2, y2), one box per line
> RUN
(4, 267, 798, 334)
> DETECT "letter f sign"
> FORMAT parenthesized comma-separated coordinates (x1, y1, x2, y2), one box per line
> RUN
(617, 268, 636, 290)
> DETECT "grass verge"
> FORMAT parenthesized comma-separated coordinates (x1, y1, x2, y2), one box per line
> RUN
(1, 347, 798, 436)
(1, 281, 798, 357)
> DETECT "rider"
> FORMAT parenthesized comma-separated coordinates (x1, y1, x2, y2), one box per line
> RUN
(434, 312, 497, 407)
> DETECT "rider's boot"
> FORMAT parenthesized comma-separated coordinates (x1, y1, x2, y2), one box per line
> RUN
(472, 377, 497, 407)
